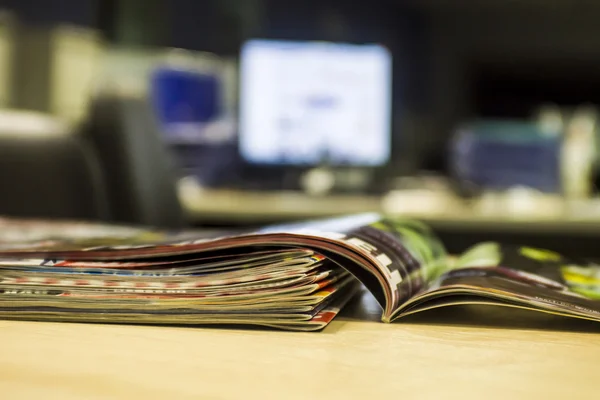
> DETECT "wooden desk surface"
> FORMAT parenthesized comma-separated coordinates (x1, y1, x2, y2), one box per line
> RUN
(2, 293, 599, 399)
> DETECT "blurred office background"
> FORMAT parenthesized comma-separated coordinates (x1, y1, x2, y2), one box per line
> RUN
(2, 0, 600, 255)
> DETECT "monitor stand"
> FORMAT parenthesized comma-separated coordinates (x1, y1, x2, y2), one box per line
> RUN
(232, 163, 383, 195)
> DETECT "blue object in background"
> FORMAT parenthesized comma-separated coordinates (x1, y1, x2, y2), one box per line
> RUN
(450, 120, 563, 193)
(150, 67, 221, 127)
(148, 66, 238, 188)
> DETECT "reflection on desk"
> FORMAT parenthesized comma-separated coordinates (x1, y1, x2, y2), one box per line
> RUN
(2, 291, 600, 399)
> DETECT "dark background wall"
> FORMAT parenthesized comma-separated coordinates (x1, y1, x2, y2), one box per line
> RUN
(2, 0, 600, 174)
(0, 0, 95, 25)
(421, 2, 600, 169)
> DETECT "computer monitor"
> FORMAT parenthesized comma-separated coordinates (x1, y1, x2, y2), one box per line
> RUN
(239, 39, 392, 167)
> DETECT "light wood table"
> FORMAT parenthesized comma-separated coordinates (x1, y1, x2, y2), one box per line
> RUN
(1, 293, 599, 399)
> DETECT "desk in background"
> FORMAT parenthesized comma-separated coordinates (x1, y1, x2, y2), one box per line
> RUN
(180, 185, 600, 258)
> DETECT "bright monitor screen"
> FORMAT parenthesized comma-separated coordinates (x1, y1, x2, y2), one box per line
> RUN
(239, 39, 392, 166)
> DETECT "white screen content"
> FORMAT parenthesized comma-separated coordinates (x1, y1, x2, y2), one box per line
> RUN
(239, 39, 392, 166)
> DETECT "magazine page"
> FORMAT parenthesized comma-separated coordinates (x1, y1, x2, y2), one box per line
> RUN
(251, 214, 447, 320)
(391, 243, 600, 323)
(0, 214, 442, 329)
(0, 216, 225, 250)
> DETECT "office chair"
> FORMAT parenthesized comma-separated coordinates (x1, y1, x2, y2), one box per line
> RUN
(79, 92, 186, 229)
(0, 110, 110, 220)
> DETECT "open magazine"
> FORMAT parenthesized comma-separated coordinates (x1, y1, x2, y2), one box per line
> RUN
(0, 213, 599, 331)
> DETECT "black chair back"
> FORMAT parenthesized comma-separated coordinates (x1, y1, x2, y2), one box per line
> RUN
(80, 93, 186, 229)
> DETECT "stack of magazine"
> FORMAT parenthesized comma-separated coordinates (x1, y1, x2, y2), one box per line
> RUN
(0, 213, 599, 331)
